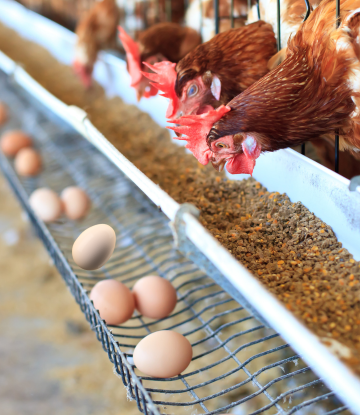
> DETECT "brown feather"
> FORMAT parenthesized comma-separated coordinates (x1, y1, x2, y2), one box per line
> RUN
(137, 23, 201, 63)
(75, 0, 120, 53)
(209, 0, 360, 154)
(175, 21, 277, 105)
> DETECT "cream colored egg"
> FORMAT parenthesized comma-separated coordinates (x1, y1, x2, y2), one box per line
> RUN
(14, 148, 42, 176)
(133, 331, 192, 378)
(29, 188, 63, 223)
(0, 130, 32, 157)
(61, 186, 91, 220)
(90, 279, 135, 325)
(0, 102, 8, 125)
(72, 224, 116, 270)
(133, 276, 177, 319)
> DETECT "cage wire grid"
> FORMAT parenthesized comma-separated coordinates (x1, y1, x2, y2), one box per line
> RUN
(0, 74, 350, 414)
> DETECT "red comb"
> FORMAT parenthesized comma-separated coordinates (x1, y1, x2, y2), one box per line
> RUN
(118, 26, 142, 87)
(142, 61, 178, 118)
(168, 105, 231, 165)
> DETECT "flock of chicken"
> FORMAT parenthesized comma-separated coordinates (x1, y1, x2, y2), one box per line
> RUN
(73, 0, 360, 178)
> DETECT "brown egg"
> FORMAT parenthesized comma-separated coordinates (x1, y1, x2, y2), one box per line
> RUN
(90, 279, 135, 325)
(133, 331, 192, 378)
(132, 276, 177, 319)
(0, 102, 8, 125)
(61, 186, 91, 220)
(14, 148, 42, 176)
(72, 224, 116, 270)
(0, 130, 32, 157)
(29, 188, 63, 223)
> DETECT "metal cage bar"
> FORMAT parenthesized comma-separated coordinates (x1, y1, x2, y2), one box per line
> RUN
(335, 0, 341, 173)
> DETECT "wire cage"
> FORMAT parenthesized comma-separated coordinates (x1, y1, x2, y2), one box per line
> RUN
(0, 0, 358, 414)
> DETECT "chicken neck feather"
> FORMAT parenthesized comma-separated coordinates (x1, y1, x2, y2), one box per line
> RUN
(209, 0, 360, 153)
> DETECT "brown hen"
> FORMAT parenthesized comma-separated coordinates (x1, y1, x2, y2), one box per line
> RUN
(146, 21, 277, 119)
(120, 23, 201, 101)
(73, 0, 187, 88)
(73, 0, 120, 87)
(172, 0, 360, 176)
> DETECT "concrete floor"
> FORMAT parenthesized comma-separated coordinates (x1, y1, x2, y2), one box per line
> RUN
(0, 172, 138, 415)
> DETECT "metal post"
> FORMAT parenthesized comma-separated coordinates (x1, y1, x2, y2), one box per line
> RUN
(335, 0, 340, 173)
(155, 0, 160, 23)
(230, 0, 234, 28)
(143, 1, 148, 29)
(214, 0, 219, 34)
(200, 0, 203, 39)
(303, 0, 311, 21)
(277, 0, 281, 50)
(166, 0, 172, 22)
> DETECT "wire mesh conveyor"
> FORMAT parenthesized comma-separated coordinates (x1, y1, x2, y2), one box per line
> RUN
(0, 67, 352, 414)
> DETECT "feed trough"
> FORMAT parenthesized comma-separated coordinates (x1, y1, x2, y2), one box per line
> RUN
(0, 1, 360, 414)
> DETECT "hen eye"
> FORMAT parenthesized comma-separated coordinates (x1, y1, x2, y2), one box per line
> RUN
(187, 84, 198, 97)
(215, 142, 227, 148)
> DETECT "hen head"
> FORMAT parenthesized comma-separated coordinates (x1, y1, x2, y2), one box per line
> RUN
(173, 70, 223, 119)
(207, 131, 262, 175)
(145, 63, 222, 119)
(73, 41, 97, 88)
(169, 107, 262, 175)
(118, 27, 159, 101)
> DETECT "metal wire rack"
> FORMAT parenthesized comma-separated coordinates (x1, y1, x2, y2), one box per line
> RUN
(0, 67, 351, 414)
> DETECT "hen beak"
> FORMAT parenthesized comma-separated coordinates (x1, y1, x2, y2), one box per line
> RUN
(210, 157, 227, 172)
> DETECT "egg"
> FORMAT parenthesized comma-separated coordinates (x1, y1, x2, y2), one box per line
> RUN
(72, 224, 116, 270)
(29, 188, 63, 223)
(90, 280, 135, 325)
(0, 130, 32, 157)
(61, 186, 91, 220)
(14, 148, 42, 176)
(132, 276, 177, 319)
(0, 102, 8, 125)
(133, 331, 192, 378)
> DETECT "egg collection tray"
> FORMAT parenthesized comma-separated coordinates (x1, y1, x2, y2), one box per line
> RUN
(0, 70, 353, 415)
